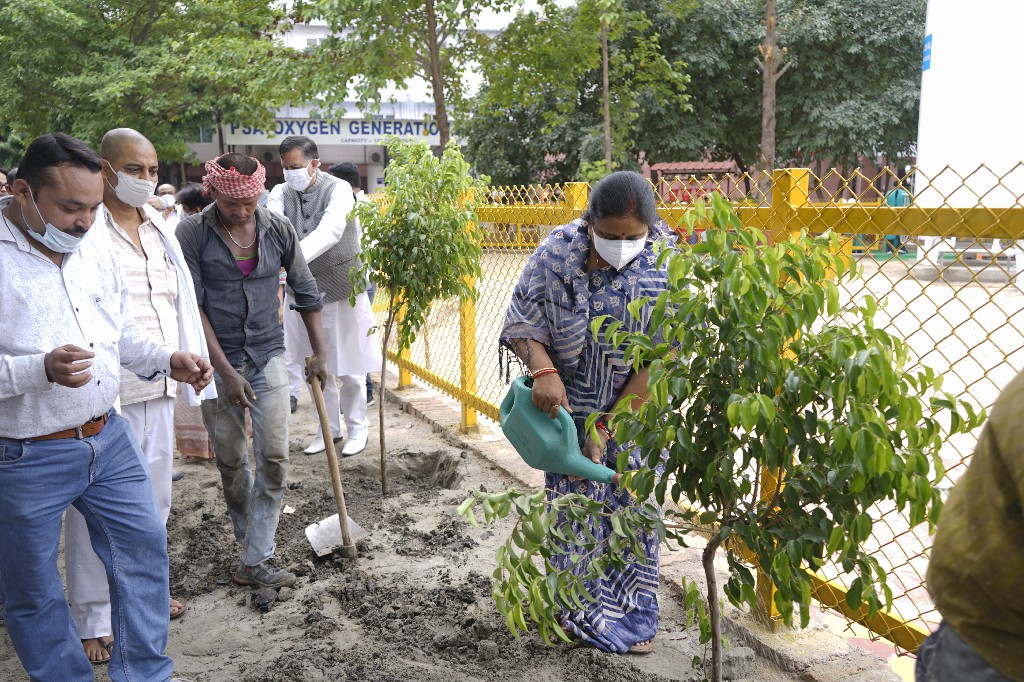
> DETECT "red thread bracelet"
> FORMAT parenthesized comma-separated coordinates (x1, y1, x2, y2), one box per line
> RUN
(532, 367, 559, 379)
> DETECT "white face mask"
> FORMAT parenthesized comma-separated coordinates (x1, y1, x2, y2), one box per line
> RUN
(283, 162, 315, 192)
(160, 194, 176, 209)
(25, 188, 87, 253)
(593, 233, 646, 270)
(106, 164, 156, 208)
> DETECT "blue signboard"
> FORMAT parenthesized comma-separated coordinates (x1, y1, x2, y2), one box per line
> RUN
(923, 34, 932, 71)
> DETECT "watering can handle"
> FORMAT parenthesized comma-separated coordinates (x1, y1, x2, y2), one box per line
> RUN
(553, 405, 573, 433)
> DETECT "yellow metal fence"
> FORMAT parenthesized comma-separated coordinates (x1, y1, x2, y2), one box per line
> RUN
(376, 166, 1024, 654)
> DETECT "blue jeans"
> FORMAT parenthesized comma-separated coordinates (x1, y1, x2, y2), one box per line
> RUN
(916, 621, 1014, 681)
(0, 410, 172, 682)
(202, 354, 290, 566)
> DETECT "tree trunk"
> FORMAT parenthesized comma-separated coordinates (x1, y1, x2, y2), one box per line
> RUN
(424, 0, 450, 149)
(702, 535, 725, 682)
(379, 306, 396, 496)
(759, 0, 778, 172)
(602, 18, 612, 173)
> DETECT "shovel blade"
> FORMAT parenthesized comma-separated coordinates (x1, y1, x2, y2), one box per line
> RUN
(305, 513, 368, 557)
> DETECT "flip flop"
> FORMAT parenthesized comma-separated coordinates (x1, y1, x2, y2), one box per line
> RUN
(627, 639, 654, 654)
(82, 636, 114, 665)
(170, 597, 187, 620)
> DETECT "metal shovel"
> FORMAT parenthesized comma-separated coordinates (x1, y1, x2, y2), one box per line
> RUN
(304, 357, 366, 558)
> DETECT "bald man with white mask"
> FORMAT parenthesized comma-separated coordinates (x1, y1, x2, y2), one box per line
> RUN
(64, 128, 216, 663)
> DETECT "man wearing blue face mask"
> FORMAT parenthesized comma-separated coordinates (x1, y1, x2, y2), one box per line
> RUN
(0, 132, 212, 681)
(63, 128, 216, 664)
(267, 136, 380, 458)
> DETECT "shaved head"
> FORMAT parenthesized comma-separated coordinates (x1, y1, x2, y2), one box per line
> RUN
(100, 128, 155, 164)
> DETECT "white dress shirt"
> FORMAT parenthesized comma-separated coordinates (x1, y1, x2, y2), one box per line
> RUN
(0, 197, 174, 439)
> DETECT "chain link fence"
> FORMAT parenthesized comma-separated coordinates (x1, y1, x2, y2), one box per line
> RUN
(373, 165, 1024, 654)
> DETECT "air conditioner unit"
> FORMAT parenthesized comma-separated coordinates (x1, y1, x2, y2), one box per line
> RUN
(261, 151, 275, 163)
(370, 152, 382, 164)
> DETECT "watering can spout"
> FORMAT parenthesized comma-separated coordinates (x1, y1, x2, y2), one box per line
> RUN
(500, 377, 619, 485)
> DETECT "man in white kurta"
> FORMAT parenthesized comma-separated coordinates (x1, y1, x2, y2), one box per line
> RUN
(63, 129, 215, 663)
(267, 136, 381, 457)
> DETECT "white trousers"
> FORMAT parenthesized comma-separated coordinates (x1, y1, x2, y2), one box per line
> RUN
(284, 297, 371, 438)
(64, 397, 174, 639)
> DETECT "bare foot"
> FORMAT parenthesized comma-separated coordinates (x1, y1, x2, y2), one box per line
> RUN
(170, 597, 187, 620)
(82, 636, 114, 664)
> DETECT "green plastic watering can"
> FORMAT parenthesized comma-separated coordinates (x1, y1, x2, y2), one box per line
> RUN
(499, 376, 619, 484)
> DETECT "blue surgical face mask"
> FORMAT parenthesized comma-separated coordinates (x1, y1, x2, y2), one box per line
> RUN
(25, 188, 87, 254)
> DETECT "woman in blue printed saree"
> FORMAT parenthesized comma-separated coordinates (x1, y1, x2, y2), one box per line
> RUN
(499, 171, 675, 654)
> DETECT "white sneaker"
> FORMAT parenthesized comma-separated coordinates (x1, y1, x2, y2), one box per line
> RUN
(303, 435, 326, 455)
(341, 429, 368, 457)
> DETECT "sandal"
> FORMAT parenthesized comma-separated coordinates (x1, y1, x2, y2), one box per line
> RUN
(82, 636, 114, 665)
(627, 638, 654, 654)
(170, 597, 187, 620)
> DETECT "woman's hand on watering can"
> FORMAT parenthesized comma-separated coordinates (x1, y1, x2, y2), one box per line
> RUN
(532, 373, 571, 419)
(567, 428, 610, 482)
(583, 428, 610, 464)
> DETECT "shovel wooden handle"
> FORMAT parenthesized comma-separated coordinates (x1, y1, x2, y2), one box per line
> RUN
(306, 356, 357, 558)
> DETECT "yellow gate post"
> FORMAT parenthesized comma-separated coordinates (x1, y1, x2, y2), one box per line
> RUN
(754, 467, 783, 627)
(396, 302, 412, 388)
(753, 168, 811, 627)
(768, 168, 810, 245)
(564, 181, 590, 218)
(460, 275, 479, 433)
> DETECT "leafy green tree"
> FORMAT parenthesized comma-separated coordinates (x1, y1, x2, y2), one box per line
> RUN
(461, 197, 983, 681)
(461, 92, 586, 186)
(463, 81, 601, 185)
(672, 0, 925, 172)
(467, 0, 690, 181)
(778, 0, 926, 169)
(352, 137, 486, 495)
(466, 0, 924, 182)
(0, 0, 295, 161)
(644, 0, 764, 174)
(0, 127, 27, 171)
(293, 0, 519, 149)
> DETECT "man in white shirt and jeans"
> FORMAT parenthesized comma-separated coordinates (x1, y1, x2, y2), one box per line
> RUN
(63, 128, 215, 664)
(0, 132, 211, 682)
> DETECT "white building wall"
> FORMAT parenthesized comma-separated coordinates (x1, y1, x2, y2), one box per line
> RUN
(915, 0, 1024, 208)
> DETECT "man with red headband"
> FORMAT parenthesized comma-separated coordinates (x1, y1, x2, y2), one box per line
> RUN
(176, 153, 327, 590)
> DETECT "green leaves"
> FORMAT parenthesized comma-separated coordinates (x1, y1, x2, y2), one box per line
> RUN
(353, 137, 485, 354)
(0, 0, 295, 160)
(464, 0, 691, 181)
(458, 486, 658, 644)
(590, 195, 983, 638)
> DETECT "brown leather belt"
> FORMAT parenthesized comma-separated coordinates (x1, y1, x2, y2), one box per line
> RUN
(33, 414, 109, 441)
